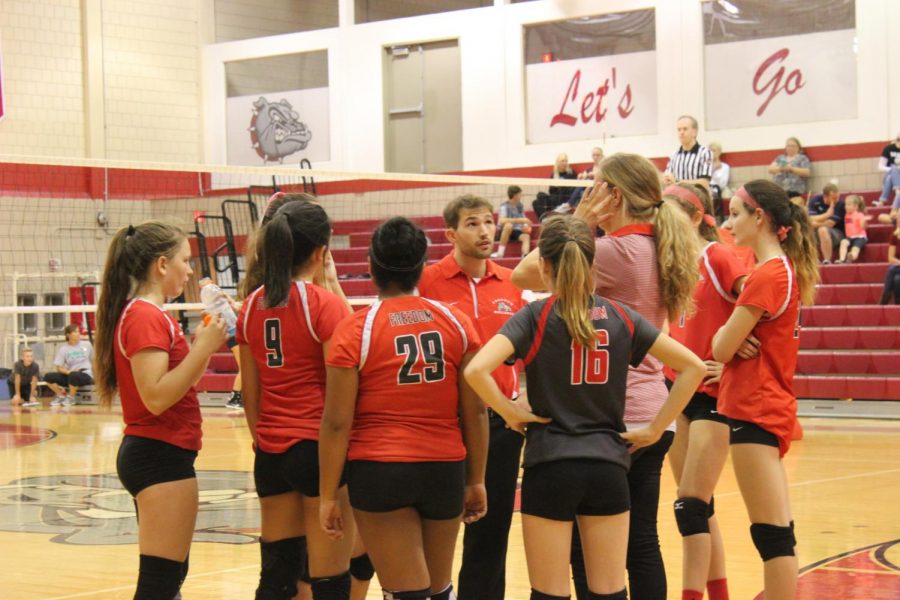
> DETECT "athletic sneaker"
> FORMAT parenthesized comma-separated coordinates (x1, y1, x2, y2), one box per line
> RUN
(552, 203, 573, 214)
(225, 391, 243, 410)
(21, 399, 39, 408)
(62, 396, 74, 407)
(51, 395, 67, 407)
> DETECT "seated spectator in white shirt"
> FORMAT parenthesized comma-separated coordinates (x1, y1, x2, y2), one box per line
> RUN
(44, 324, 94, 406)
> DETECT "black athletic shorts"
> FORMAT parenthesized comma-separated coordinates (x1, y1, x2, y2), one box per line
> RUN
(521, 459, 629, 521)
(728, 418, 779, 449)
(116, 435, 197, 497)
(347, 460, 465, 520)
(44, 370, 94, 388)
(226, 335, 238, 349)
(497, 227, 527, 241)
(846, 237, 867, 251)
(254, 440, 346, 498)
(682, 391, 729, 425)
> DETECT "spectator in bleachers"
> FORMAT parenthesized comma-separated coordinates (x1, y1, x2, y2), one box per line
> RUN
(709, 142, 732, 218)
(9, 348, 40, 407)
(556, 147, 605, 213)
(532, 153, 577, 220)
(45, 324, 94, 406)
(836, 195, 870, 264)
(807, 183, 845, 264)
(876, 133, 900, 207)
(879, 220, 900, 304)
(662, 115, 713, 191)
(768, 137, 811, 198)
(493, 185, 533, 258)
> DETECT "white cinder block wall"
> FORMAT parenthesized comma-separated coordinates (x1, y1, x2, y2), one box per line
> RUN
(0, 0, 86, 157)
(0, 0, 203, 162)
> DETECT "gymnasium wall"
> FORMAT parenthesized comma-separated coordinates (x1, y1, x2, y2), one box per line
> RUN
(0, 0, 205, 162)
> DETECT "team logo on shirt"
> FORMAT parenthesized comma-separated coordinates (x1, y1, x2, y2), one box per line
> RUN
(493, 299, 516, 315)
(0, 471, 261, 545)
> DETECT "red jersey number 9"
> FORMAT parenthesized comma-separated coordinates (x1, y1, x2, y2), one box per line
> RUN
(395, 331, 446, 385)
(570, 329, 610, 385)
(264, 318, 284, 368)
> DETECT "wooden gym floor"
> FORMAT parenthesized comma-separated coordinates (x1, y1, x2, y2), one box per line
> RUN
(1, 404, 899, 599)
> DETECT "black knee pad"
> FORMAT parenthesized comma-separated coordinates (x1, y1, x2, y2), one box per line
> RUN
(708, 495, 715, 518)
(530, 590, 570, 600)
(256, 537, 306, 600)
(350, 553, 375, 581)
(310, 571, 351, 600)
(750, 523, 796, 561)
(383, 588, 431, 600)
(135, 554, 185, 600)
(674, 497, 710, 536)
(588, 590, 627, 600)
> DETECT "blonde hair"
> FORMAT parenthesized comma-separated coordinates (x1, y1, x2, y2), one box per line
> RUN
(663, 183, 720, 243)
(599, 153, 700, 320)
(553, 153, 572, 178)
(844, 194, 865, 211)
(539, 216, 597, 348)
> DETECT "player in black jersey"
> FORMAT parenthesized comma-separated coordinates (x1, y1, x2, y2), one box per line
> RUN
(465, 216, 705, 600)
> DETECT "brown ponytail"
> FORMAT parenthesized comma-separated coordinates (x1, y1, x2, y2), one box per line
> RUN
(94, 222, 186, 408)
(239, 193, 317, 299)
(742, 180, 820, 305)
(600, 153, 700, 320)
(539, 216, 597, 348)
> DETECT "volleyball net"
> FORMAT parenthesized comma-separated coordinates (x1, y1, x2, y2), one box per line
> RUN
(0, 155, 590, 366)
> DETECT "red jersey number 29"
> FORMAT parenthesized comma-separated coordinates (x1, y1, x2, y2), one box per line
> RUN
(571, 330, 610, 385)
(395, 331, 445, 385)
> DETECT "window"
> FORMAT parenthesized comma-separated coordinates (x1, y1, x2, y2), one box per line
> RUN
(225, 51, 331, 165)
(17, 294, 37, 335)
(523, 9, 658, 144)
(215, 0, 338, 42)
(702, 0, 857, 129)
(354, 0, 491, 24)
(44, 293, 67, 334)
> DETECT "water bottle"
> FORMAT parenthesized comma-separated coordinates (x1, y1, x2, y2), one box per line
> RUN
(199, 278, 237, 338)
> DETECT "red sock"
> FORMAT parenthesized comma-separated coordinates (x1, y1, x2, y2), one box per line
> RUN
(682, 590, 703, 600)
(707, 578, 730, 600)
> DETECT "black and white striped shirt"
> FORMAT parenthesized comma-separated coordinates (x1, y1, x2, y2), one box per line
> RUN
(666, 143, 713, 182)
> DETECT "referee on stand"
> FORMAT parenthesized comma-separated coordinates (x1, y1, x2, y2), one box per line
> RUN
(663, 115, 712, 191)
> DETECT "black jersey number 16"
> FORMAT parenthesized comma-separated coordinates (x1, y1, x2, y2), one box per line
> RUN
(395, 331, 445, 385)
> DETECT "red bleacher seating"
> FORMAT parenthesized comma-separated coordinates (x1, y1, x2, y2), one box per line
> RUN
(196, 192, 900, 401)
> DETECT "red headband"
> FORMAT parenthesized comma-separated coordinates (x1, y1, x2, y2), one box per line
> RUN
(735, 186, 792, 241)
(663, 185, 716, 227)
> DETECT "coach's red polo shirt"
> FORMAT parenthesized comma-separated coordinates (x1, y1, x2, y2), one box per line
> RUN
(418, 252, 525, 399)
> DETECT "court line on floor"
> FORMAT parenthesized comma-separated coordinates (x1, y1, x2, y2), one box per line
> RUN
(660, 466, 900, 504)
(40, 564, 259, 600)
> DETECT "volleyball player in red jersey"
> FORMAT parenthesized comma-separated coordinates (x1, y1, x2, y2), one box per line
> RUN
(662, 184, 750, 600)
(320, 217, 489, 600)
(712, 180, 819, 600)
(237, 200, 358, 600)
(93, 222, 228, 599)
(466, 216, 706, 600)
